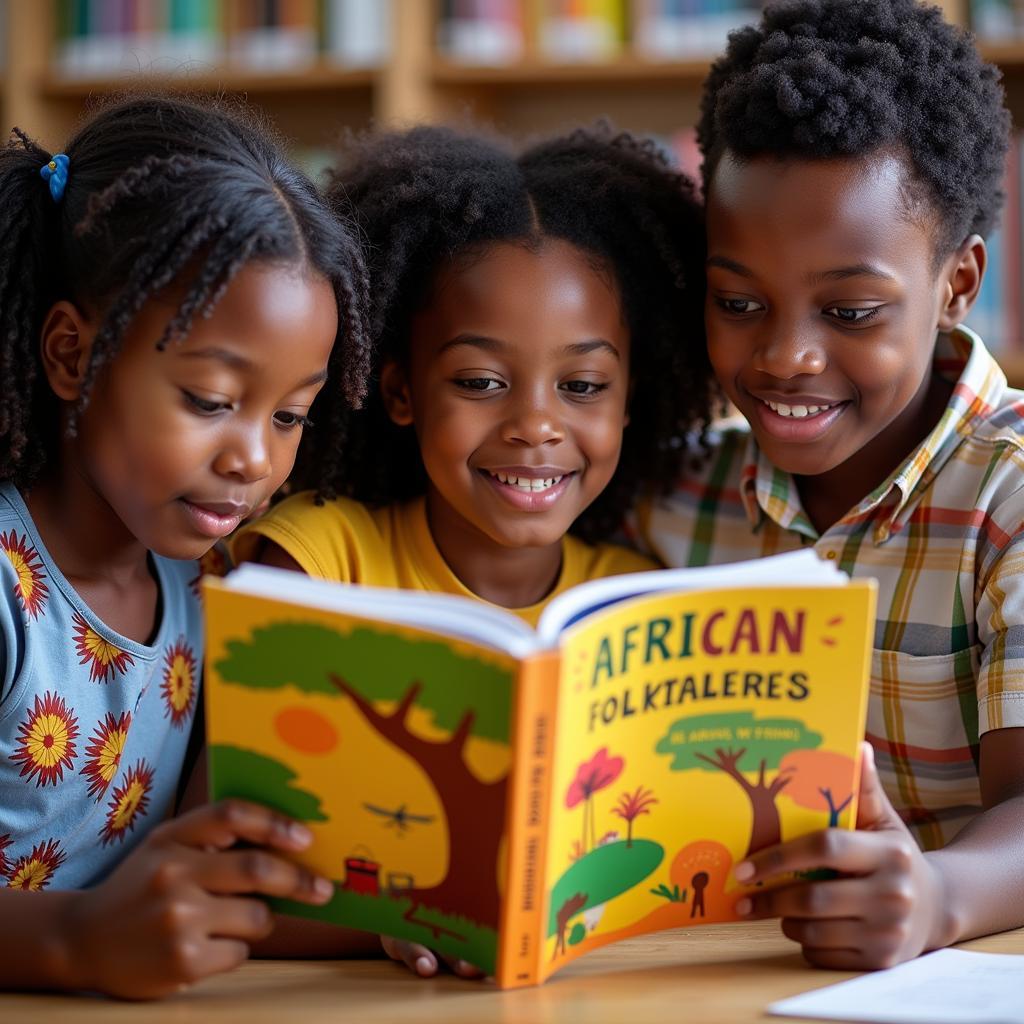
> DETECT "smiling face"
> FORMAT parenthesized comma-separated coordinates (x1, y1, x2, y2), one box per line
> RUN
(383, 238, 630, 555)
(704, 150, 976, 511)
(64, 261, 338, 560)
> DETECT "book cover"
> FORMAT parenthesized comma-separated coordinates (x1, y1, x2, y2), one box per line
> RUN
(203, 555, 875, 987)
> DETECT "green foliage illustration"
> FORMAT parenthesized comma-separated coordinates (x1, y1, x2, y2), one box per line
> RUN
(215, 620, 513, 742)
(568, 923, 587, 946)
(209, 745, 327, 822)
(650, 882, 687, 903)
(547, 839, 663, 937)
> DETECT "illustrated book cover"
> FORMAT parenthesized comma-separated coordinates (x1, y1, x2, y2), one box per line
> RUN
(203, 550, 875, 988)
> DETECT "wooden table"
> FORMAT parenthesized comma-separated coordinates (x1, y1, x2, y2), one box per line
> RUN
(3, 920, 1022, 1022)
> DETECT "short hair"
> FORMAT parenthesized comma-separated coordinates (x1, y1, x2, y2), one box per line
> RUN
(698, 0, 1012, 253)
(0, 94, 371, 488)
(315, 123, 714, 542)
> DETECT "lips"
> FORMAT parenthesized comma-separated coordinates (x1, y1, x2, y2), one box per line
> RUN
(185, 499, 252, 518)
(479, 466, 578, 510)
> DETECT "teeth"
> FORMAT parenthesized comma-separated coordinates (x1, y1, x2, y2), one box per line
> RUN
(492, 472, 564, 492)
(763, 400, 836, 419)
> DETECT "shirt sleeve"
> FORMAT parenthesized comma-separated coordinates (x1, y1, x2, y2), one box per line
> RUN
(975, 509, 1024, 734)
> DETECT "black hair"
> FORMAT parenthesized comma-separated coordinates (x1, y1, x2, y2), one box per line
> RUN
(315, 122, 712, 543)
(697, 0, 1012, 253)
(0, 93, 370, 489)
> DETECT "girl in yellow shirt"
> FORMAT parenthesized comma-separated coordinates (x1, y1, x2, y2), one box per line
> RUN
(232, 123, 714, 969)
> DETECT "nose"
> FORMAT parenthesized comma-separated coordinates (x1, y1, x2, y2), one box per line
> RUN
(212, 421, 273, 483)
(751, 316, 826, 379)
(499, 386, 565, 447)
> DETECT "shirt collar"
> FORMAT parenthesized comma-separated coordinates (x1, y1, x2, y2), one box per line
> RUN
(739, 327, 1005, 542)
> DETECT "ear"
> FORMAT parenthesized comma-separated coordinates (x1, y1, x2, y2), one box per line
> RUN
(39, 300, 97, 402)
(937, 235, 985, 333)
(379, 359, 414, 426)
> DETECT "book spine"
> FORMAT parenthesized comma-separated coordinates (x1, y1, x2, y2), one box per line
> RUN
(495, 650, 561, 989)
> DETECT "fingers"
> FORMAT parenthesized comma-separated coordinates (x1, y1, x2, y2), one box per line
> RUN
(381, 936, 438, 977)
(206, 896, 276, 943)
(734, 827, 915, 885)
(179, 937, 252, 983)
(194, 848, 334, 905)
(782, 917, 916, 971)
(438, 953, 485, 979)
(740, 876, 908, 924)
(156, 800, 316, 854)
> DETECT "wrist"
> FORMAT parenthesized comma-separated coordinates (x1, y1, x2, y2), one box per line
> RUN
(922, 852, 966, 950)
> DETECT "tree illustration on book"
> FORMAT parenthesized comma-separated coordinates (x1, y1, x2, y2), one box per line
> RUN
(778, 749, 856, 826)
(209, 619, 517, 969)
(655, 711, 823, 858)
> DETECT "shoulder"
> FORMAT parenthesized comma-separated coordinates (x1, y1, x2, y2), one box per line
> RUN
(230, 492, 389, 582)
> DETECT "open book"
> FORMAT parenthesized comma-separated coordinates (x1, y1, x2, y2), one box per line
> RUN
(202, 550, 875, 988)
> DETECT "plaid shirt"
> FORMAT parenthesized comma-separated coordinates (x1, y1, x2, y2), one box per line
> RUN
(638, 328, 1024, 850)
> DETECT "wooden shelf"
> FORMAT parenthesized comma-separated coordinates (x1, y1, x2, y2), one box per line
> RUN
(40, 63, 377, 100)
(433, 54, 713, 88)
(979, 42, 1024, 68)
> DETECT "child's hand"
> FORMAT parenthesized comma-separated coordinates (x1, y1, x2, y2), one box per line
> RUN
(61, 800, 334, 999)
(380, 935, 484, 979)
(732, 742, 950, 970)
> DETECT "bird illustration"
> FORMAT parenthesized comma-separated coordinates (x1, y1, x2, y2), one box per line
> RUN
(362, 802, 435, 834)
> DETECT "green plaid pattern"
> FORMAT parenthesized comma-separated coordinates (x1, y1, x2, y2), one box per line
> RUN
(639, 328, 1024, 850)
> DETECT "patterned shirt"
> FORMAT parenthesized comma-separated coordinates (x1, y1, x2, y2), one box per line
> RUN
(638, 328, 1024, 850)
(0, 484, 202, 890)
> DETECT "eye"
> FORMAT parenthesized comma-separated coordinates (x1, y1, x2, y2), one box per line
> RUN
(560, 380, 609, 397)
(183, 390, 230, 415)
(824, 305, 882, 325)
(454, 377, 504, 392)
(273, 411, 314, 430)
(714, 297, 765, 316)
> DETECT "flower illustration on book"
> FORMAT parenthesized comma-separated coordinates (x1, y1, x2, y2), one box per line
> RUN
(10, 691, 79, 786)
(161, 637, 197, 727)
(5, 838, 66, 890)
(99, 760, 154, 845)
(72, 612, 135, 682)
(565, 747, 624, 854)
(0, 529, 49, 619)
(80, 711, 132, 800)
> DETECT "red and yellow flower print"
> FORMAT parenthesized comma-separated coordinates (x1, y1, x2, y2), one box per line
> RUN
(80, 711, 132, 800)
(0, 834, 10, 877)
(72, 612, 135, 683)
(100, 759, 153, 845)
(0, 529, 49, 620)
(5, 838, 66, 890)
(161, 637, 197, 728)
(10, 692, 79, 786)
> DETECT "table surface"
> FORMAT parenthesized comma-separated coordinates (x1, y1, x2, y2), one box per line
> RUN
(3, 919, 1021, 1023)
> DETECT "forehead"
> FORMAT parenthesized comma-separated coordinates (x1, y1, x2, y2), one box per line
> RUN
(706, 151, 934, 272)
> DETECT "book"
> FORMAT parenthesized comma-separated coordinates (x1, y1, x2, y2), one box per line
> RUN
(203, 549, 875, 988)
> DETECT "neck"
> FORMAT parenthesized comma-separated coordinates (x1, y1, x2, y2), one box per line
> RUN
(425, 489, 564, 609)
(795, 367, 955, 534)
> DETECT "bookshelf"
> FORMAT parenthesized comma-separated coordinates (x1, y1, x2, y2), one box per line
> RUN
(2, 0, 1023, 380)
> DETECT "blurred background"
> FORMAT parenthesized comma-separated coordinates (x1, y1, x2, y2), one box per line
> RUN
(0, 0, 1022, 381)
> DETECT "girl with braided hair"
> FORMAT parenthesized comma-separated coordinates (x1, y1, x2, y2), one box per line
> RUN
(232, 122, 713, 977)
(0, 94, 374, 998)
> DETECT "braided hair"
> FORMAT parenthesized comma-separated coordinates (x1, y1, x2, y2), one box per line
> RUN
(317, 122, 712, 542)
(0, 93, 371, 489)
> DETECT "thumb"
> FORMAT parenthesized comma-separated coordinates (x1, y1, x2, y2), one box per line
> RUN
(855, 741, 903, 832)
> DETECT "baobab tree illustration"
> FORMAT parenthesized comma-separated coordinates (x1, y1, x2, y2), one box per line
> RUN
(612, 786, 658, 848)
(779, 749, 857, 826)
(656, 711, 822, 858)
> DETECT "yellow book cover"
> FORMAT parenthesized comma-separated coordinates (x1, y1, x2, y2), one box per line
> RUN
(203, 550, 875, 988)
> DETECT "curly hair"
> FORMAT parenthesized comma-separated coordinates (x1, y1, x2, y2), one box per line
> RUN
(697, 0, 1011, 253)
(0, 94, 370, 489)
(314, 122, 713, 543)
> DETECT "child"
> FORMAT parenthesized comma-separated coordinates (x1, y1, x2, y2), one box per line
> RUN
(0, 95, 374, 998)
(638, 0, 1024, 970)
(232, 123, 714, 972)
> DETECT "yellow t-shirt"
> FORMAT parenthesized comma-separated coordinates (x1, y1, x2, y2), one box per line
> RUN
(231, 492, 657, 627)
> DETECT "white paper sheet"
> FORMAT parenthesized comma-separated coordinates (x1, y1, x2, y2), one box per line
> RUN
(767, 948, 1024, 1024)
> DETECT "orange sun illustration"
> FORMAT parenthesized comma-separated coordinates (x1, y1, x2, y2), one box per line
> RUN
(10, 691, 79, 786)
(161, 637, 197, 728)
(6, 838, 66, 891)
(80, 711, 132, 800)
(0, 529, 49, 620)
(72, 612, 135, 683)
(100, 760, 153, 845)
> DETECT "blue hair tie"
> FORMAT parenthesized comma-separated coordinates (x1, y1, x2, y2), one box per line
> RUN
(39, 154, 70, 202)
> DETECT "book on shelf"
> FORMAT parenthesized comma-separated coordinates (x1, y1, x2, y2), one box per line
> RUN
(436, 0, 525, 66)
(538, 0, 626, 63)
(203, 549, 875, 988)
(970, 0, 1024, 40)
(632, 0, 762, 61)
(323, 0, 390, 68)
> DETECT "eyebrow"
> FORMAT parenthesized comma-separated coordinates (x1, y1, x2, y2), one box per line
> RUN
(707, 256, 896, 284)
(180, 347, 328, 388)
(439, 334, 621, 359)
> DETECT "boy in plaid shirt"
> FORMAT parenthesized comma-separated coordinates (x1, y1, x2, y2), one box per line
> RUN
(641, 0, 1024, 969)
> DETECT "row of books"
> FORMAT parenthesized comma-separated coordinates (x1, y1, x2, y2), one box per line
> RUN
(970, 0, 1024, 39)
(53, 0, 390, 79)
(438, 0, 763, 65)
